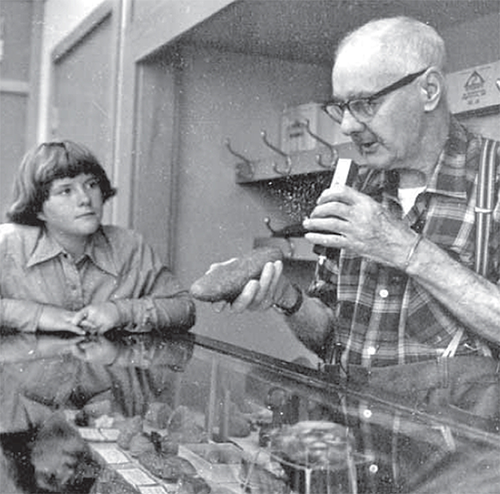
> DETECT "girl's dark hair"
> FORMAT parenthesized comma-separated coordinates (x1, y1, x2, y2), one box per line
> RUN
(7, 140, 117, 226)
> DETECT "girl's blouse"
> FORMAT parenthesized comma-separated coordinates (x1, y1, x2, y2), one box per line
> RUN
(0, 223, 195, 332)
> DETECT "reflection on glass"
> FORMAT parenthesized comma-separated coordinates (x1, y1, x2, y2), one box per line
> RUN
(32, 413, 101, 492)
(1, 412, 100, 494)
(0, 331, 195, 493)
(0, 330, 499, 493)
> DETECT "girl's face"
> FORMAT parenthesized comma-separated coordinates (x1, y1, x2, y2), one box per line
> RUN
(38, 173, 104, 249)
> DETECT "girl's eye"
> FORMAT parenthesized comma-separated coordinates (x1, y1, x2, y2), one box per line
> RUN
(86, 179, 99, 189)
(51, 184, 75, 196)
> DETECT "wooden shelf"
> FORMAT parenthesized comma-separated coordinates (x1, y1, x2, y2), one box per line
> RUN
(235, 143, 360, 183)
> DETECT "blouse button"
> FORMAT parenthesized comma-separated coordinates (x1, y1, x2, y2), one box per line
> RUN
(379, 289, 389, 298)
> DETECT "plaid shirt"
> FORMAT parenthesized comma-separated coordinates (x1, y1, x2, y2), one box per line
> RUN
(310, 118, 500, 367)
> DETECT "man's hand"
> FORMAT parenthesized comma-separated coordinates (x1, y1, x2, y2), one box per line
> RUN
(71, 302, 121, 335)
(211, 260, 296, 313)
(303, 184, 416, 268)
(38, 306, 86, 335)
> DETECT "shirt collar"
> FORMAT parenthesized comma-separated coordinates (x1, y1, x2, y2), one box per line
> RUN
(27, 229, 65, 267)
(84, 227, 119, 276)
(424, 116, 470, 200)
(27, 227, 119, 277)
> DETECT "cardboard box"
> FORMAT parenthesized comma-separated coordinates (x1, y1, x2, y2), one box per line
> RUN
(281, 102, 348, 154)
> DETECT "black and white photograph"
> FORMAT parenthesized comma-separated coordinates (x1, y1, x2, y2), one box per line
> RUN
(1, 1, 500, 492)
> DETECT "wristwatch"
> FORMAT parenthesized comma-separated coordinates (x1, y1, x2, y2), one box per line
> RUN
(273, 284, 303, 316)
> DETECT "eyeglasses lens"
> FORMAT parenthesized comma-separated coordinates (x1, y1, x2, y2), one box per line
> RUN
(325, 103, 344, 123)
(325, 101, 374, 123)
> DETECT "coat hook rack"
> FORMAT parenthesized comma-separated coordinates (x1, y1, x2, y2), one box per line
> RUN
(261, 130, 292, 176)
(302, 119, 337, 169)
(225, 138, 254, 180)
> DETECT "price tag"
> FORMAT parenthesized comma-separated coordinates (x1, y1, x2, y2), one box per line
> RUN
(117, 467, 156, 486)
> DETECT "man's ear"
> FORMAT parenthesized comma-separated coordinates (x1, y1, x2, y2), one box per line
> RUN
(421, 68, 445, 111)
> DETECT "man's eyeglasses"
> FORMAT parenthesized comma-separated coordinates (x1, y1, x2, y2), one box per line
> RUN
(322, 68, 428, 124)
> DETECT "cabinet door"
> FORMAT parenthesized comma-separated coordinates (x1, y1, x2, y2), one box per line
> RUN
(131, 59, 180, 266)
(50, 3, 116, 222)
(0, 0, 43, 223)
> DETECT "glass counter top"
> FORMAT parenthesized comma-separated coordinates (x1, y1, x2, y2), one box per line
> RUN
(1, 329, 498, 494)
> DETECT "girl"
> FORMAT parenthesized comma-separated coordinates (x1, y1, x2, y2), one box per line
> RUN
(0, 140, 195, 335)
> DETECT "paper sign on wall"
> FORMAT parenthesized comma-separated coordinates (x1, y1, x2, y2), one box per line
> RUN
(447, 60, 500, 114)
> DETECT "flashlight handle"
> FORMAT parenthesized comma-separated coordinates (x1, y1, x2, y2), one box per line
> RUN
(313, 159, 357, 258)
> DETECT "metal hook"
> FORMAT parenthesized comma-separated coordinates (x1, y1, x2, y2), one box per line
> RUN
(302, 119, 337, 169)
(260, 130, 292, 176)
(263, 217, 295, 257)
(264, 217, 277, 235)
(316, 147, 339, 169)
(225, 138, 254, 180)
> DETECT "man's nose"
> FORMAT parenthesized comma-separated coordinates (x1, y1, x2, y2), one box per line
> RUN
(340, 108, 365, 135)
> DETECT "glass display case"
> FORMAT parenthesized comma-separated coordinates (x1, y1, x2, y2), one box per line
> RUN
(1, 329, 499, 494)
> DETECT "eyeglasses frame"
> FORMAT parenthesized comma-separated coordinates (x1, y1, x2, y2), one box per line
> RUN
(322, 67, 429, 123)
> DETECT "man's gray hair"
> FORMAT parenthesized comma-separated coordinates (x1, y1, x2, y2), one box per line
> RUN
(336, 16, 447, 73)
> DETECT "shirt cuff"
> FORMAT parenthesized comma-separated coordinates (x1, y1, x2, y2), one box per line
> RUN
(0, 299, 43, 332)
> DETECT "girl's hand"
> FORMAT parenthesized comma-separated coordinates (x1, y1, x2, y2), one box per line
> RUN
(71, 302, 121, 335)
(71, 337, 118, 364)
(38, 306, 86, 335)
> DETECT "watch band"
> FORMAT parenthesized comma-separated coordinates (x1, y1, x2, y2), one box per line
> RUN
(273, 284, 303, 316)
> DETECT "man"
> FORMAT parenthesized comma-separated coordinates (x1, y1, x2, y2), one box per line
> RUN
(224, 16, 500, 372)
(215, 16, 500, 491)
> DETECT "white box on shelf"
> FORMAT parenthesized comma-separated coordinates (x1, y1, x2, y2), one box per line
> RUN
(280, 102, 348, 154)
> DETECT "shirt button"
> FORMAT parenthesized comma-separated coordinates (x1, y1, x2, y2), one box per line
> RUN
(363, 408, 373, 419)
(367, 346, 377, 356)
(379, 289, 389, 298)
